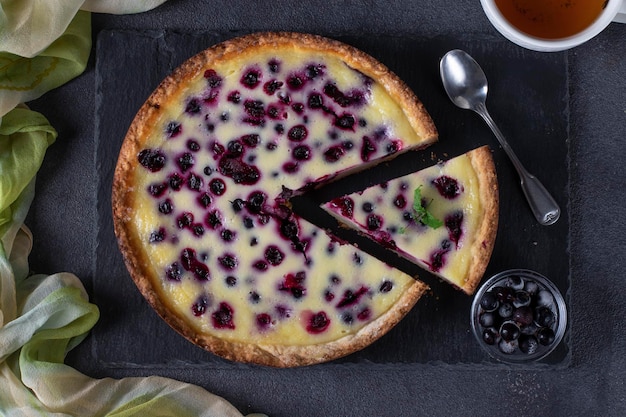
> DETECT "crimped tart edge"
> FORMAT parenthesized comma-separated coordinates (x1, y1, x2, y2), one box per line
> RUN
(112, 31, 437, 367)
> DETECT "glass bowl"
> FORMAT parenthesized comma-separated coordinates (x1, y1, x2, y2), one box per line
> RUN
(470, 269, 567, 363)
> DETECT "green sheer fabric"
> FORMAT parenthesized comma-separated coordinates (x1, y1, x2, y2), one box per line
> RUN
(0, 1, 266, 415)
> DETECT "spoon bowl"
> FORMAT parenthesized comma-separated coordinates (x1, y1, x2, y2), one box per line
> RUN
(440, 50, 489, 111)
(439, 49, 560, 226)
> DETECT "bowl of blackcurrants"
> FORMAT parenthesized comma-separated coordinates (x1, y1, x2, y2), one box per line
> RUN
(471, 269, 567, 363)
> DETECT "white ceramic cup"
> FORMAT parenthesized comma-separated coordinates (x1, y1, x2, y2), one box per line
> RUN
(480, 0, 624, 52)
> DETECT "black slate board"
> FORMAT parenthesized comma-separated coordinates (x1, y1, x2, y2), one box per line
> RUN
(94, 30, 570, 367)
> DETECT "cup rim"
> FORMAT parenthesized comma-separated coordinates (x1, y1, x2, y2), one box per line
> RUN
(470, 269, 568, 363)
(480, 0, 624, 52)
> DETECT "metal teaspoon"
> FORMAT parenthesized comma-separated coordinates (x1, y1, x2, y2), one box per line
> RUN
(439, 49, 560, 226)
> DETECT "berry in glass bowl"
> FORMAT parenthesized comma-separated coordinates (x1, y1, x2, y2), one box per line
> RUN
(470, 269, 567, 363)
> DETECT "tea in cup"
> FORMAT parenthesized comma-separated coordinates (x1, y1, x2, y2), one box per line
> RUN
(480, 0, 624, 51)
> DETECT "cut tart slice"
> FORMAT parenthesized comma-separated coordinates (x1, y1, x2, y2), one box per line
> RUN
(323, 146, 499, 294)
(112, 32, 439, 367)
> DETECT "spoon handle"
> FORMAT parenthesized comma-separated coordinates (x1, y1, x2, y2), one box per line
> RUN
(475, 103, 561, 226)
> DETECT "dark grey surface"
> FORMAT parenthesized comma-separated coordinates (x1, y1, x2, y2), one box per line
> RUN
(25, 0, 626, 415)
(93, 30, 570, 367)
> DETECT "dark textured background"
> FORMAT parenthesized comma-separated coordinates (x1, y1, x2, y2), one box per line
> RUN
(26, 0, 626, 415)
(93, 30, 570, 366)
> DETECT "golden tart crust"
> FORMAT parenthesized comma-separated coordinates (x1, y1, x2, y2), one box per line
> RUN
(461, 146, 499, 294)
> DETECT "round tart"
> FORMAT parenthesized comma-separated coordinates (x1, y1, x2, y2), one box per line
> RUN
(112, 32, 442, 367)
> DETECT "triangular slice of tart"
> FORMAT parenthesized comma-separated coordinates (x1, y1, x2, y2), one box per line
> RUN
(322, 146, 499, 294)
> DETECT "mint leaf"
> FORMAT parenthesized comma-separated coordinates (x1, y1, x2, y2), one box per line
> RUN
(412, 186, 443, 229)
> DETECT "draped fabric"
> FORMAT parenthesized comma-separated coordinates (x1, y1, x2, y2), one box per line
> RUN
(0, 1, 266, 415)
